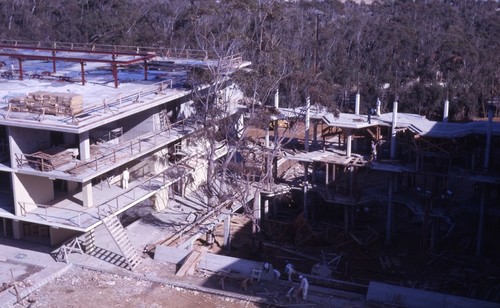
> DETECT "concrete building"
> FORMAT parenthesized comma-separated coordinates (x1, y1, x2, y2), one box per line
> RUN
(0, 41, 249, 267)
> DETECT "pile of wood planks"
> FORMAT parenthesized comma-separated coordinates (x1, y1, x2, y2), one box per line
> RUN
(8, 91, 83, 116)
(25, 146, 78, 172)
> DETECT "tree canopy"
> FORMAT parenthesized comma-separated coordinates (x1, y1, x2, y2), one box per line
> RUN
(1, 0, 498, 120)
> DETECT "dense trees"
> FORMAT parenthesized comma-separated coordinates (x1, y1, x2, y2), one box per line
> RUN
(1, 0, 498, 120)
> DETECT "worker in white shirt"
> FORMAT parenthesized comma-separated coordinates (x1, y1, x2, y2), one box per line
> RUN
(285, 260, 294, 282)
(299, 275, 309, 301)
(122, 168, 130, 189)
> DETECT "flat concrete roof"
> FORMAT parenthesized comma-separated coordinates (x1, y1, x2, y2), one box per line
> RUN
(0, 46, 249, 134)
(280, 106, 500, 138)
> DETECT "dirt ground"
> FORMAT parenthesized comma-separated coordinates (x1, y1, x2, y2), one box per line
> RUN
(12, 267, 259, 308)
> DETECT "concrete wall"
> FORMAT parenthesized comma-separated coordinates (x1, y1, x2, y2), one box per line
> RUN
(367, 281, 499, 308)
(120, 107, 157, 141)
(13, 173, 54, 214)
(49, 227, 80, 246)
(8, 126, 50, 164)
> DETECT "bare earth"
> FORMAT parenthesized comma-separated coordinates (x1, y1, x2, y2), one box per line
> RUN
(14, 267, 257, 308)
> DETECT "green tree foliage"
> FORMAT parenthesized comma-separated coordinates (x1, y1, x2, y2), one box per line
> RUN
(0, 0, 498, 120)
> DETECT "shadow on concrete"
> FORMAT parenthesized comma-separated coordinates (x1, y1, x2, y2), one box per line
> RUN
(87, 247, 131, 270)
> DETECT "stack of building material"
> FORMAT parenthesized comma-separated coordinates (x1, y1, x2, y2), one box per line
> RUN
(26, 146, 78, 172)
(7, 91, 83, 116)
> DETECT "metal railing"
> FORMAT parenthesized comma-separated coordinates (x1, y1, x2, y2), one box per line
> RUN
(17, 140, 227, 228)
(0, 39, 243, 63)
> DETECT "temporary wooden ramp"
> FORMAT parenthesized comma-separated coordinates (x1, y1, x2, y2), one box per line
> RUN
(102, 215, 142, 270)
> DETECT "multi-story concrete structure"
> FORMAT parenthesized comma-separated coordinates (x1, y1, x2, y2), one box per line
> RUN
(0, 41, 248, 264)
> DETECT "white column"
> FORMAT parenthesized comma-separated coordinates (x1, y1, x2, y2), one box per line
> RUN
(274, 88, 279, 108)
(223, 215, 231, 251)
(265, 127, 270, 148)
(443, 99, 449, 122)
(355, 92, 360, 115)
(346, 130, 352, 157)
(79, 131, 91, 161)
(390, 101, 398, 159)
(305, 96, 311, 151)
(82, 180, 93, 208)
(253, 194, 261, 234)
(376, 98, 381, 116)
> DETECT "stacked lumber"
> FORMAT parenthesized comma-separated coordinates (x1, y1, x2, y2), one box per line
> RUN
(7, 91, 83, 116)
(26, 146, 78, 172)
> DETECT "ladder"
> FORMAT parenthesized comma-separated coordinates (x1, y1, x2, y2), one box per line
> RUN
(102, 215, 142, 270)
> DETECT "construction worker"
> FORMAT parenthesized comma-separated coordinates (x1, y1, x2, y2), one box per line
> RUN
(299, 275, 309, 301)
(273, 269, 281, 280)
(285, 260, 294, 282)
(122, 168, 130, 189)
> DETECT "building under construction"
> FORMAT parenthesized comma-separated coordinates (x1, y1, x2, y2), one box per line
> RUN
(1, 41, 500, 305)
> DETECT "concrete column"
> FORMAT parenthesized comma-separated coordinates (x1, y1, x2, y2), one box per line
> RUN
(253, 195, 261, 234)
(390, 101, 398, 159)
(82, 180, 93, 208)
(313, 122, 318, 147)
(484, 105, 494, 170)
(376, 98, 381, 116)
(79, 131, 91, 161)
(386, 173, 394, 244)
(12, 220, 22, 240)
(346, 130, 352, 157)
(304, 162, 309, 220)
(265, 127, 270, 148)
(443, 99, 449, 122)
(355, 93, 360, 115)
(223, 215, 231, 251)
(274, 88, 279, 108)
(325, 163, 329, 185)
(476, 185, 486, 256)
(305, 96, 311, 152)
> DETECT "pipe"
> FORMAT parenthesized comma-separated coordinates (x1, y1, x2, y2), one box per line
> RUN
(355, 93, 360, 115)
(305, 96, 311, 152)
(390, 101, 398, 159)
(443, 99, 449, 122)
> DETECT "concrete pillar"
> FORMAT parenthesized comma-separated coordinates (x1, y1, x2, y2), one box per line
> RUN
(313, 122, 318, 147)
(325, 163, 329, 185)
(265, 127, 270, 148)
(264, 199, 269, 220)
(386, 173, 394, 244)
(476, 185, 486, 256)
(79, 131, 91, 161)
(443, 99, 449, 122)
(274, 88, 279, 108)
(484, 105, 494, 170)
(223, 215, 231, 251)
(82, 180, 93, 208)
(304, 162, 309, 220)
(355, 93, 360, 115)
(253, 194, 261, 234)
(346, 130, 352, 157)
(12, 220, 22, 240)
(376, 98, 381, 116)
(305, 96, 311, 152)
(390, 101, 398, 159)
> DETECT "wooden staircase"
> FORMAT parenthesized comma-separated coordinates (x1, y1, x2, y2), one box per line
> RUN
(102, 215, 142, 270)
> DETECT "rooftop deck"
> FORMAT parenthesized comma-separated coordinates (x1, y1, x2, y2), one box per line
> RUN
(0, 41, 247, 133)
